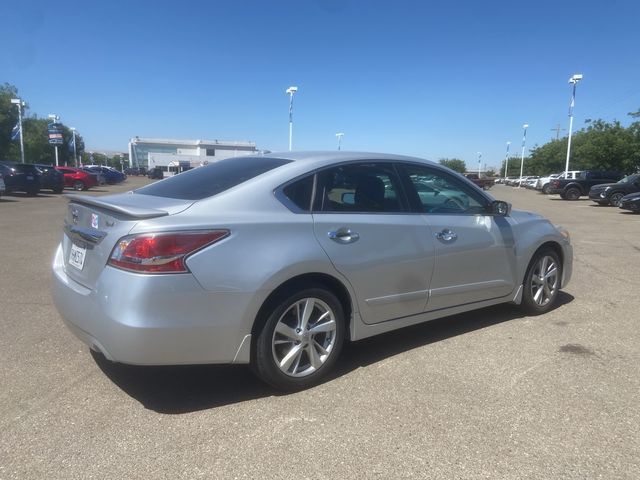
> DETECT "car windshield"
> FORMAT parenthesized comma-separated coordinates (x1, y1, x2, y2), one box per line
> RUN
(135, 156, 291, 200)
(617, 175, 637, 184)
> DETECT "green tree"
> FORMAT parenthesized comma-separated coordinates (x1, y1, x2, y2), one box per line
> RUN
(438, 158, 466, 173)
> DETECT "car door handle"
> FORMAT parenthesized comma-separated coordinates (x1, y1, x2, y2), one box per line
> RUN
(328, 228, 360, 244)
(435, 229, 457, 242)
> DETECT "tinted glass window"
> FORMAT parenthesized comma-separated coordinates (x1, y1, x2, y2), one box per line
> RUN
(314, 163, 405, 213)
(401, 164, 486, 214)
(282, 175, 314, 212)
(136, 156, 290, 200)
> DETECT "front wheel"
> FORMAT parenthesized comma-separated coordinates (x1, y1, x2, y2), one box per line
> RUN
(253, 287, 345, 391)
(609, 192, 624, 207)
(521, 249, 561, 315)
(542, 184, 551, 194)
(564, 187, 581, 200)
(73, 181, 85, 191)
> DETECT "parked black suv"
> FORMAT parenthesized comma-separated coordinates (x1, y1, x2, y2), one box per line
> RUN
(147, 167, 164, 179)
(589, 174, 640, 206)
(34, 164, 65, 194)
(0, 162, 42, 196)
(547, 170, 623, 200)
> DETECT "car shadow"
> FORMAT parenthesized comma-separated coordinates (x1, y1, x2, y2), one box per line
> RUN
(93, 292, 574, 414)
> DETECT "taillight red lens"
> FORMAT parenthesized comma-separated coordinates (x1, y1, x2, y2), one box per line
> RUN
(108, 230, 229, 273)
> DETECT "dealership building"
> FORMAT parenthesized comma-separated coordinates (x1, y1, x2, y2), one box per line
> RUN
(128, 137, 260, 173)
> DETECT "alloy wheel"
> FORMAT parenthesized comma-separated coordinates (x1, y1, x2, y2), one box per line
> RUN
(530, 255, 559, 307)
(271, 297, 337, 378)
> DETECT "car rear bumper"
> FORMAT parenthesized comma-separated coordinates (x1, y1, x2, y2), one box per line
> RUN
(52, 244, 256, 365)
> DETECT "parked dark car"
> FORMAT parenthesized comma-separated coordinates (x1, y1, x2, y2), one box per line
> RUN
(125, 167, 146, 176)
(547, 170, 623, 200)
(34, 164, 65, 194)
(463, 173, 494, 190)
(84, 166, 126, 184)
(588, 174, 640, 207)
(147, 167, 164, 179)
(619, 191, 640, 213)
(56, 166, 99, 191)
(0, 161, 42, 196)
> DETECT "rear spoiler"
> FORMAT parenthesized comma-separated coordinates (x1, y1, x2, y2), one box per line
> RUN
(65, 194, 169, 219)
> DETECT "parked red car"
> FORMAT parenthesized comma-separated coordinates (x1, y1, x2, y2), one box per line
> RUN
(55, 166, 99, 191)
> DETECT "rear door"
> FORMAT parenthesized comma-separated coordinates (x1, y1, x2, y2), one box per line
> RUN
(311, 162, 435, 325)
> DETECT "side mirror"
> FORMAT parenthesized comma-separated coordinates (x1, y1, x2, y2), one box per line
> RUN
(491, 200, 511, 216)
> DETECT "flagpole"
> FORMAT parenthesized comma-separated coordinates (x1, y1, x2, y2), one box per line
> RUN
(565, 74, 582, 174)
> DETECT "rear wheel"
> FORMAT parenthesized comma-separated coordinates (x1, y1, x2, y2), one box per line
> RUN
(253, 287, 345, 391)
(609, 192, 624, 207)
(542, 184, 551, 194)
(521, 248, 561, 315)
(53, 186, 64, 194)
(73, 180, 85, 191)
(564, 187, 581, 200)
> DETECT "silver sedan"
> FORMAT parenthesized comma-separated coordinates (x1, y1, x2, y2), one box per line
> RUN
(52, 152, 573, 390)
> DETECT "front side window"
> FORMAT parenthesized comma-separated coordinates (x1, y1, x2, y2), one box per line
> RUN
(313, 163, 405, 213)
(401, 164, 487, 214)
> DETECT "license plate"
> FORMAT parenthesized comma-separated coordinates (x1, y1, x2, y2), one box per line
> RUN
(69, 243, 87, 270)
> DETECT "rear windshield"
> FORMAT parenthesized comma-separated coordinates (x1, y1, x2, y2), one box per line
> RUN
(135, 156, 291, 200)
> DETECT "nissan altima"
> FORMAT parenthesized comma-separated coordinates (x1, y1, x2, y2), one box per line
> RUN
(52, 152, 573, 390)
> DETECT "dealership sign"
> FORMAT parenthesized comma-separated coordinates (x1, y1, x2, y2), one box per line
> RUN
(48, 123, 64, 145)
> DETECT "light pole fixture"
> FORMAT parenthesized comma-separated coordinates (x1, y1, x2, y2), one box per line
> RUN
(336, 132, 344, 150)
(503, 141, 511, 179)
(476, 152, 482, 177)
(10, 98, 26, 164)
(564, 73, 583, 175)
(286, 86, 298, 151)
(518, 124, 529, 188)
(70, 127, 78, 167)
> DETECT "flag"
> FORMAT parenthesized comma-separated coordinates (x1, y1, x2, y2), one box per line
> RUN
(11, 122, 21, 141)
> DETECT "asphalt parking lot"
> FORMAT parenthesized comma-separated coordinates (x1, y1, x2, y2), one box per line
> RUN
(1, 179, 638, 479)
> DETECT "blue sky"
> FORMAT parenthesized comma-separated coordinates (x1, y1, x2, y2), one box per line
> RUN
(3, 0, 640, 169)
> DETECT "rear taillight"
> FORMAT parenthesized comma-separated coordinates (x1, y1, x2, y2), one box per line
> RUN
(108, 230, 229, 273)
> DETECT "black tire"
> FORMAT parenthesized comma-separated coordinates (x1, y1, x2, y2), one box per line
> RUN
(564, 187, 581, 200)
(609, 192, 624, 207)
(559, 193, 567, 199)
(26, 187, 39, 196)
(53, 186, 64, 194)
(521, 248, 562, 315)
(253, 287, 345, 391)
(73, 181, 85, 191)
(542, 184, 551, 195)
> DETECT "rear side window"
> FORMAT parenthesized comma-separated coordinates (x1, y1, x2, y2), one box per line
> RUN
(136, 156, 290, 200)
(282, 175, 314, 212)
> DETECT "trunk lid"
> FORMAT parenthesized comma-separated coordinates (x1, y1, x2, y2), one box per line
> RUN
(61, 193, 194, 289)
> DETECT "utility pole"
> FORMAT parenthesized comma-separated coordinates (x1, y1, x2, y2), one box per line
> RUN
(551, 124, 565, 140)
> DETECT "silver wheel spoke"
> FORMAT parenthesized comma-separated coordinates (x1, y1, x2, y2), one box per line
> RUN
(299, 299, 315, 330)
(313, 340, 329, 356)
(275, 322, 299, 341)
(309, 319, 336, 334)
(307, 343, 322, 369)
(280, 344, 304, 372)
(533, 286, 544, 304)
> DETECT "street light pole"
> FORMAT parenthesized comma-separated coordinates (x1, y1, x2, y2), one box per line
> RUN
(518, 124, 529, 188)
(70, 127, 78, 167)
(503, 141, 511, 179)
(336, 132, 344, 150)
(565, 74, 583, 174)
(10, 98, 26, 164)
(286, 86, 298, 151)
(477, 152, 482, 177)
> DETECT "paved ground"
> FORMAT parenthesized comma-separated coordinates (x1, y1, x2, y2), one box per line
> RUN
(0, 179, 638, 479)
